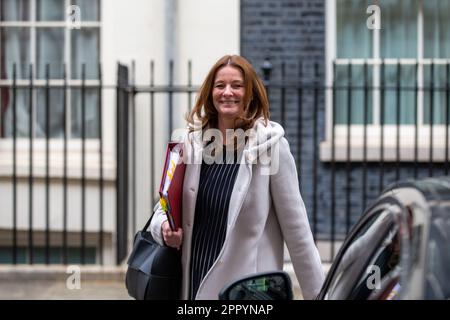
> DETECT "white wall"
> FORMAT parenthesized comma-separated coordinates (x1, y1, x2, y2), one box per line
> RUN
(177, 0, 241, 84)
(102, 0, 240, 83)
(102, 0, 240, 232)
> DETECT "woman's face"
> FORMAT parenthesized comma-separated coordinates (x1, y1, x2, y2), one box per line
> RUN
(212, 65, 246, 124)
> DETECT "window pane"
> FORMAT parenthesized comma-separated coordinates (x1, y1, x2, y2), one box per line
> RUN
(425, 218, 450, 299)
(424, 0, 450, 58)
(36, 0, 64, 21)
(335, 64, 373, 124)
(0, 247, 27, 263)
(335, 64, 350, 124)
(423, 64, 448, 125)
(36, 88, 65, 138)
(1, 88, 31, 138)
(36, 28, 65, 79)
(349, 225, 401, 300)
(0, 0, 30, 21)
(0, 27, 31, 79)
(382, 64, 416, 125)
(380, 0, 417, 58)
(73, 0, 100, 21)
(0, 247, 96, 264)
(71, 28, 99, 79)
(71, 89, 99, 138)
(336, 0, 372, 59)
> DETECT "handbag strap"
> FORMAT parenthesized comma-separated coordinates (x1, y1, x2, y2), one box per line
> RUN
(142, 210, 156, 232)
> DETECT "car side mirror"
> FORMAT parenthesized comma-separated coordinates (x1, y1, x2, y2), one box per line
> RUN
(219, 271, 293, 300)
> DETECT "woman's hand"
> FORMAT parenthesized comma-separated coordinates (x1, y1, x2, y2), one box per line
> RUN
(161, 221, 183, 250)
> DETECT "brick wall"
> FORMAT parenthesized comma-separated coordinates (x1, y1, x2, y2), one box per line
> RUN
(241, 0, 332, 235)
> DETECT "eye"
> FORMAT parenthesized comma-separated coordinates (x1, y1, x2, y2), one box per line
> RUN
(214, 83, 225, 89)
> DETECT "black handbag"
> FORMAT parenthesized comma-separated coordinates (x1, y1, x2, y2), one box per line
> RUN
(125, 211, 182, 300)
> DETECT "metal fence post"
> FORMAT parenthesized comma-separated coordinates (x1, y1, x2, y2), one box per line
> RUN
(116, 63, 130, 265)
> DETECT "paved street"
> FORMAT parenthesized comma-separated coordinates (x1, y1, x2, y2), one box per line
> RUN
(0, 279, 132, 300)
(0, 263, 330, 300)
(0, 265, 131, 300)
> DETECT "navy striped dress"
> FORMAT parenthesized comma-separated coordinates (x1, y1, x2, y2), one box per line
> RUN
(189, 146, 240, 299)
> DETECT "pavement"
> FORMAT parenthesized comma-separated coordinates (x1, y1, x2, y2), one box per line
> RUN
(0, 265, 131, 300)
(0, 263, 331, 300)
(0, 279, 132, 300)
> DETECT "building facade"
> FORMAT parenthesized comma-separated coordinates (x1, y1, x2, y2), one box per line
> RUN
(0, 0, 240, 265)
(1, 0, 449, 265)
(241, 0, 450, 241)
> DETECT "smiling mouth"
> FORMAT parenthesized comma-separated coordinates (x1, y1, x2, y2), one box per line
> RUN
(220, 100, 239, 104)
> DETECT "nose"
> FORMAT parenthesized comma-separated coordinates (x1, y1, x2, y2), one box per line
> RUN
(223, 85, 233, 96)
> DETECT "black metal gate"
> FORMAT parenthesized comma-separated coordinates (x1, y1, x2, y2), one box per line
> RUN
(3, 59, 449, 266)
(116, 63, 130, 265)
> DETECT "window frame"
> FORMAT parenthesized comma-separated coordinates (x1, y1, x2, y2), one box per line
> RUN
(322, 0, 450, 162)
(318, 196, 403, 299)
(0, 0, 108, 179)
(0, 0, 102, 141)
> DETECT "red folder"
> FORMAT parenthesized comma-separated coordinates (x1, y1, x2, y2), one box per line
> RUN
(159, 142, 186, 231)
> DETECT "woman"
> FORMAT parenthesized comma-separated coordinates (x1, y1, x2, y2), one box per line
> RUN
(150, 55, 324, 300)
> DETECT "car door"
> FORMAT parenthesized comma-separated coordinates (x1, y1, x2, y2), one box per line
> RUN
(317, 196, 406, 300)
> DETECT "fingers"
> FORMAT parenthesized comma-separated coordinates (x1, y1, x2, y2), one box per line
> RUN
(161, 222, 183, 249)
(168, 228, 183, 250)
(175, 228, 183, 250)
(169, 228, 183, 248)
(161, 221, 171, 233)
(173, 228, 183, 238)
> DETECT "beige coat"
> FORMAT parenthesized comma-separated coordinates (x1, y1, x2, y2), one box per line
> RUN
(150, 119, 325, 300)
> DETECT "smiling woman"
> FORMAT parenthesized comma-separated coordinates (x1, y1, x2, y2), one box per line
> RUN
(149, 54, 324, 300)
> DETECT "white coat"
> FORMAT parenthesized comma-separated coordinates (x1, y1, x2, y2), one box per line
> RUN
(150, 118, 325, 300)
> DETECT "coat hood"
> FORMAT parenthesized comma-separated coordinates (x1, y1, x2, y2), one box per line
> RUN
(245, 118, 285, 160)
(182, 117, 285, 171)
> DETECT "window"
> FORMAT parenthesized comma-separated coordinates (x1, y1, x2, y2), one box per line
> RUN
(425, 217, 450, 299)
(322, 202, 401, 299)
(323, 0, 450, 161)
(348, 225, 401, 300)
(335, 0, 450, 125)
(0, 0, 101, 139)
(0, 246, 96, 264)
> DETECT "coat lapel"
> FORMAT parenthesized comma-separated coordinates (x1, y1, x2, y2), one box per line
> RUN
(180, 139, 202, 299)
(183, 163, 201, 224)
(182, 137, 202, 226)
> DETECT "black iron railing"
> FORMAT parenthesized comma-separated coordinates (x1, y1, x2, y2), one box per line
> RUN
(1, 59, 449, 265)
(261, 58, 450, 260)
(1, 63, 107, 265)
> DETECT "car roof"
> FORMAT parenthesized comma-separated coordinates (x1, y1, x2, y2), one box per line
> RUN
(384, 176, 450, 219)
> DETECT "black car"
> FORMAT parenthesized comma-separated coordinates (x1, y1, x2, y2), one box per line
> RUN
(219, 177, 450, 300)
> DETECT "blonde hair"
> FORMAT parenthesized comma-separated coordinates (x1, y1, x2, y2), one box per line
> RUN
(187, 55, 270, 132)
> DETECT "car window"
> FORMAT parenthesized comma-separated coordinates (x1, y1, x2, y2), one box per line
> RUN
(425, 216, 450, 299)
(349, 223, 402, 300)
(323, 205, 399, 300)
